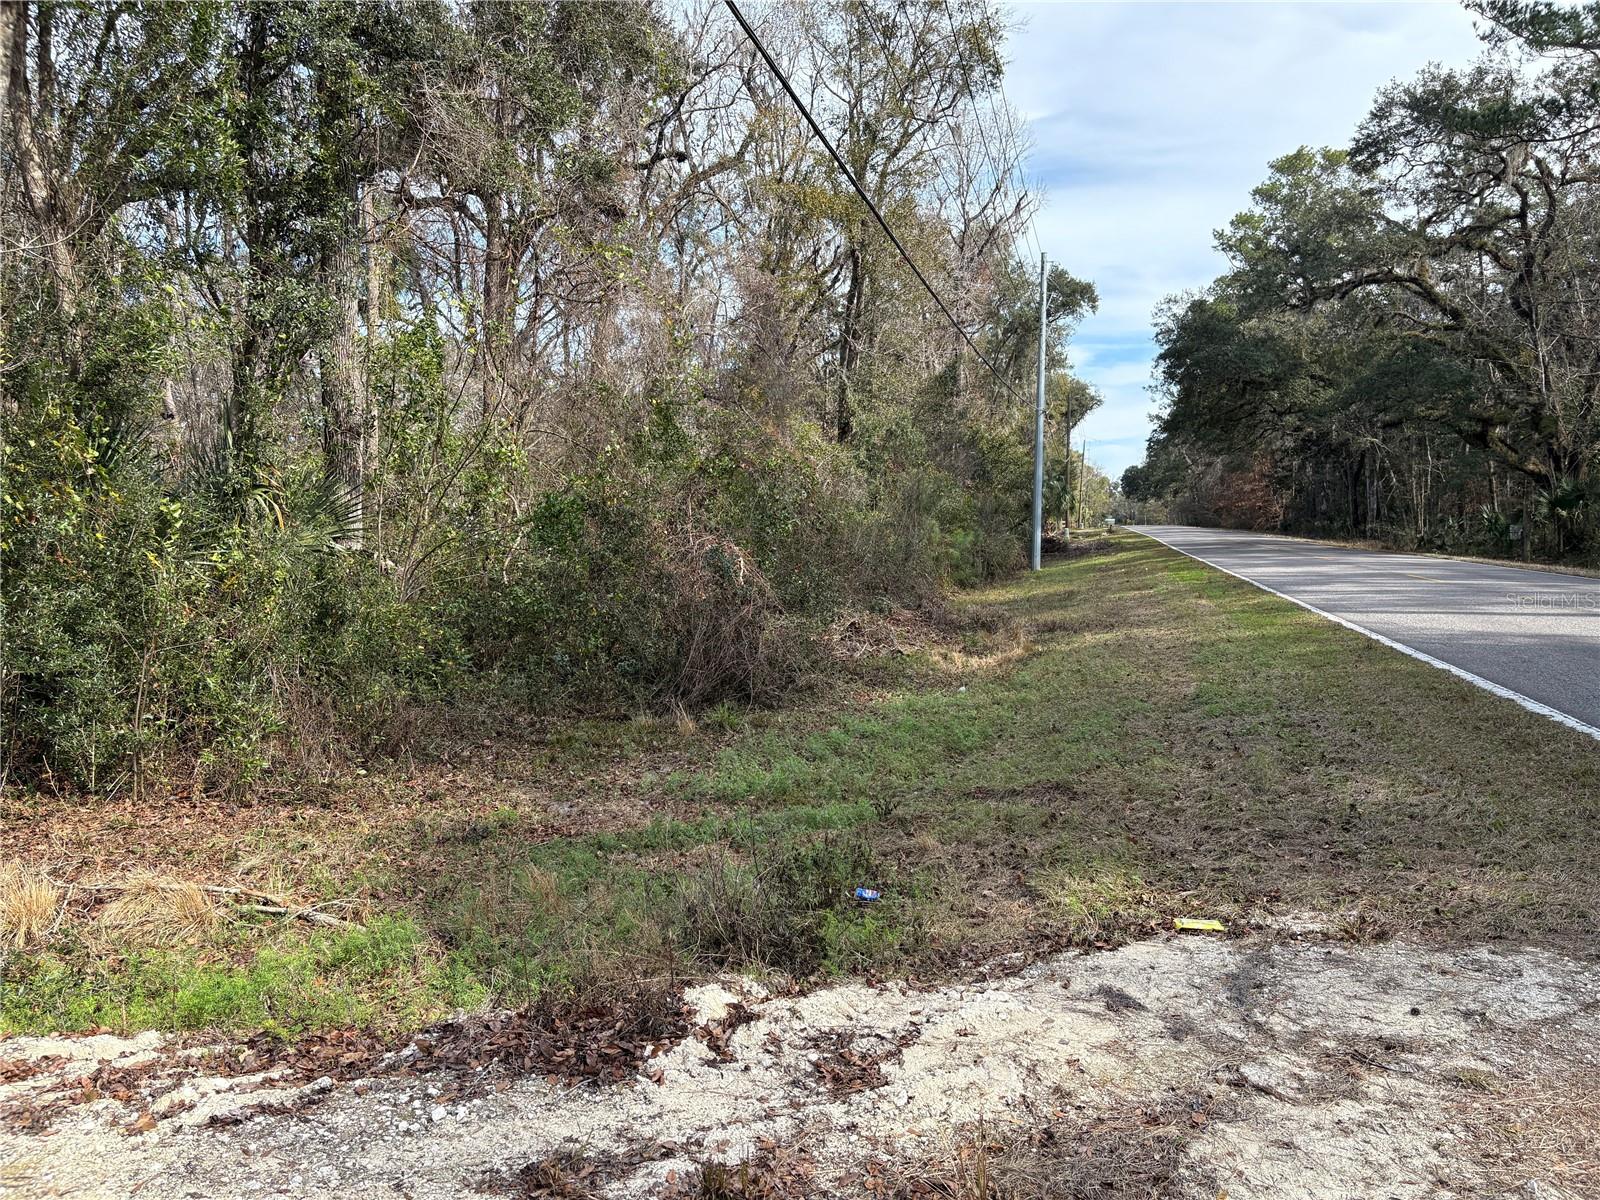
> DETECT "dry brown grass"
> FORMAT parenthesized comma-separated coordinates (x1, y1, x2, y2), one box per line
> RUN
(930, 628, 1035, 676)
(92, 872, 218, 947)
(671, 701, 699, 738)
(0, 861, 61, 949)
(1031, 867, 1192, 947)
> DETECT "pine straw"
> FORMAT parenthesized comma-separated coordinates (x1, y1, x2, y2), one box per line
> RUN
(1454, 1069, 1600, 1197)
(0, 861, 62, 949)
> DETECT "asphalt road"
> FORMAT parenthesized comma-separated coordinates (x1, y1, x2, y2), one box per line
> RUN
(1131, 525, 1600, 737)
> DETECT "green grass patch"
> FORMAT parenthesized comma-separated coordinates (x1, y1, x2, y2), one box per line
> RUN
(2, 917, 482, 1036)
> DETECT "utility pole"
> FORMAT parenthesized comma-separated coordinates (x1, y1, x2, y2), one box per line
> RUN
(1062, 391, 1071, 546)
(1078, 438, 1090, 525)
(1031, 252, 1047, 570)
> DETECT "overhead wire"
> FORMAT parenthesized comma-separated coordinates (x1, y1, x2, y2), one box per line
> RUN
(941, 4, 1044, 270)
(722, 0, 1026, 400)
(991, 76, 1046, 265)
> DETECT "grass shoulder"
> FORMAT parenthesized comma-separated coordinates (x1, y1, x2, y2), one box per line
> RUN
(6, 531, 1598, 1040)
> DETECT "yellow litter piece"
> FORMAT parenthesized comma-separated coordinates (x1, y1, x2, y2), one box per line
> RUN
(1173, 917, 1226, 933)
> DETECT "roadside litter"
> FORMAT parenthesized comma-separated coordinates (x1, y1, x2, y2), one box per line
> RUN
(1173, 917, 1226, 933)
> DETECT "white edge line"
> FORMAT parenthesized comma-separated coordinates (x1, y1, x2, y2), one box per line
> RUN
(1131, 527, 1600, 744)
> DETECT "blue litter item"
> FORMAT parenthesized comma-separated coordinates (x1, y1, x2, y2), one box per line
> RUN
(853, 887, 881, 902)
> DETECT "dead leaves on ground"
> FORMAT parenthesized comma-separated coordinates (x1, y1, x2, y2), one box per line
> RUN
(809, 1028, 913, 1098)
(3, 989, 695, 1141)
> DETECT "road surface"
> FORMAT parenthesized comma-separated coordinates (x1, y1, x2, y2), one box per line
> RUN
(1131, 525, 1600, 737)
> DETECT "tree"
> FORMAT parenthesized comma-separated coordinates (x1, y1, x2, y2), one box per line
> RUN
(1134, 6, 1600, 557)
(3, 0, 1091, 788)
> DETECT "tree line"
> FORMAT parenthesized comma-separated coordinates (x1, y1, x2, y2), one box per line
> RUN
(1124, 1, 1600, 564)
(0, 1, 1098, 793)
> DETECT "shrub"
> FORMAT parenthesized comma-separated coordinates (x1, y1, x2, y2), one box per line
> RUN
(2, 349, 1028, 791)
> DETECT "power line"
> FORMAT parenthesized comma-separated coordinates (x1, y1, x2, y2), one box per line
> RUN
(991, 78, 1045, 265)
(988, 98, 1046, 271)
(722, 0, 1025, 401)
(940, 4, 1044, 270)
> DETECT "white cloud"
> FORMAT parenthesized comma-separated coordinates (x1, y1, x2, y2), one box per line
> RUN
(1006, 0, 1489, 479)
(1082, 359, 1154, 390)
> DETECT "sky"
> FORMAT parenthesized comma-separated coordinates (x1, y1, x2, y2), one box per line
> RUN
(1004, 1, 1491, 482)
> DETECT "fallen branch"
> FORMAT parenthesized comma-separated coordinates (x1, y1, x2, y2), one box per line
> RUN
(237, 903, 354, 929)
(197, 887, 356, 928)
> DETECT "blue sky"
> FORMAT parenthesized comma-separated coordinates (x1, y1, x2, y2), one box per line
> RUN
(1004, 1, 1491, 481)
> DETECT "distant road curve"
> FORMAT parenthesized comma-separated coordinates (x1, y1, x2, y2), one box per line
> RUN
(1130, 525, 1600, 740)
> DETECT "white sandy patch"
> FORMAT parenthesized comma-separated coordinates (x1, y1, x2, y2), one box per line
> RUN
(2, 935, 1596, 1199)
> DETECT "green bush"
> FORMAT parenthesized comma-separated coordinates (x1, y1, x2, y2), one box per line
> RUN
(2, 317, 1029, 791)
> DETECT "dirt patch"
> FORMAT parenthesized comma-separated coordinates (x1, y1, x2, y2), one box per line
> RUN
(1452, 1062, 1600, 1196)
(891, 1087, 1229, 1198)
(3, 935, 1597, 1199)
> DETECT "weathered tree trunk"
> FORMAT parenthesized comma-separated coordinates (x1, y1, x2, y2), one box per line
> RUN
(481, 193, 512, 421)
(320, 184, 367, 550)
(1366, 444, 1379, 533)
(224, 6, 274, 472)
(361, 181, 381, 539)
(4, 3, 80, 356)
(836, 242, 863, 442)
